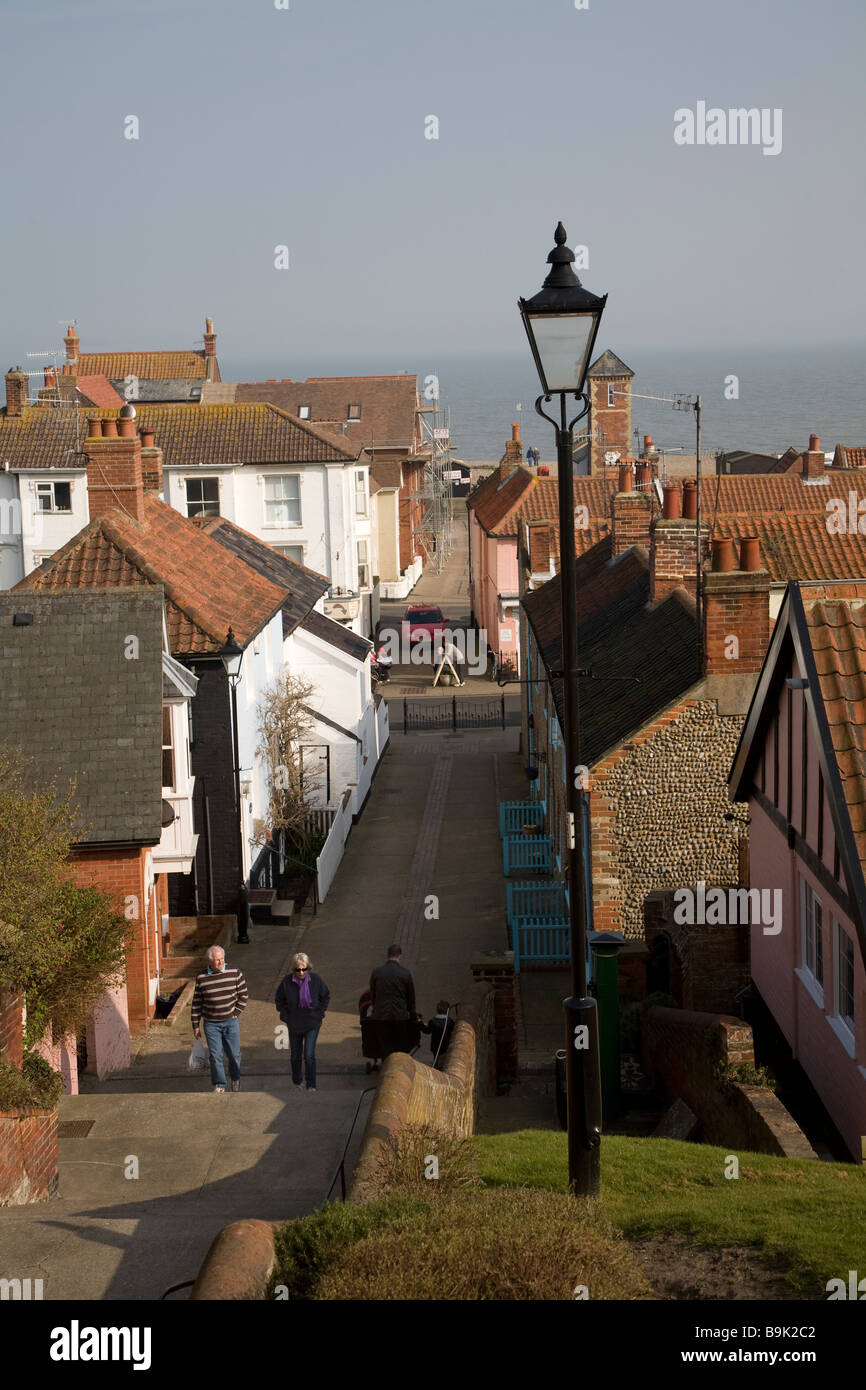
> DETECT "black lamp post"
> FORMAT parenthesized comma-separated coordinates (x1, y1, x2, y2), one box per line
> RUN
(220, 627, 250, 945)
(519, 222, 606, 1197)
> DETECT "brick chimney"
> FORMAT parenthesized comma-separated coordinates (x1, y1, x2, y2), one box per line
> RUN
(801, 432, 825, 481)
(526, 520, 553, 577)
(139, 426, 163, 495)
(84, 415, 145, 523)
(613, 470, 652, 557)
(203, 316, 217, 380)
(650, 484, 710, 602)
(4, 366, 29, 416)
(703, 536, 770, 675)
(64, 324, 79, 367)
(498, 423, 523, 477)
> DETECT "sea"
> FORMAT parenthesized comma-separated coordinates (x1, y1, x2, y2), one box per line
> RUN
(216, 341, 866, 466)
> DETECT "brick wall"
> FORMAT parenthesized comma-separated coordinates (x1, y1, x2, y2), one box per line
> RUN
(704, 569, 771, 675)
(70, 846, 157, 1035)
(641, 1005, 816, 1157)
(84, 428, 145, 523)
(470, 954, 517, 1083)
(644, 888, 750, 1015)
(613, 491, 652, 557)
(651, 518, 709, 602)
(0, 1109, 59, 1205)
(588, 375, 631, 474)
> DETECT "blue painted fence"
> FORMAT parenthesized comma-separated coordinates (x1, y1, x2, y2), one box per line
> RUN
(502, 834, 554, 877)
(512, 920, 570, 972)
(498, 800, 545, 837)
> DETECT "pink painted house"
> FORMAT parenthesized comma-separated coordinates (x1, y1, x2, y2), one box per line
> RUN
(729, 580, 866, 1161)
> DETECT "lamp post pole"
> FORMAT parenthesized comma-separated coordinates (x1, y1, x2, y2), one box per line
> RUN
(519, 224, 605, 1196)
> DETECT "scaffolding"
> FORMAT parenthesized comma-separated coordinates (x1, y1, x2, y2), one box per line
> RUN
(413, 395, 455, 573)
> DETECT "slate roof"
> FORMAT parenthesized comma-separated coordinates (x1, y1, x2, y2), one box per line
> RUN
(717, 449, 799, 475)
(213, 375, 418, 450)
(113, 379, 207, 403)
(0, 589, 164, 846)
(522, 540, 700, 764)
(78, 350, 214, 380)
(0, 403, 362, 471)
(15, 495, 288, 656)
(587, 350, 634, 379)
(300, 608, 372, 662)
(194, 516, 329, 639)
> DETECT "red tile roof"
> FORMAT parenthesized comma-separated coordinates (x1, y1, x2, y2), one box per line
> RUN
(78, 350, 213, 380)
(803, 593, 866, 869)
(469, 464, 615, 538)
(723, 514, 866, 583)
(16, 494, 288, 655)
(0, 403, 362, 470)
(833, 446, 866, 470)
(77, 375, 125, 408)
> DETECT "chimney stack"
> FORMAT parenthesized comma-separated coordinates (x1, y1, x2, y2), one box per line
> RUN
(802, 432, 825, 480)
(703, 536, 770, 675)
(203, 316, 217, 380)
(64, 324, 79, 366)
(4, 367, 29, 417)
(526, 520, 553, 578)
(498, 424, 523, 477)
(613, 465, 652, 558)
(84, 413, 145, 524)
(139, 426, 163, 495)
(650, 489, 709, 602)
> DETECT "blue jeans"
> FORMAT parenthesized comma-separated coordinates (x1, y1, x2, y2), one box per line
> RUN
(203, 1018, 241, 1088)
(290, 1028, 319, 1088)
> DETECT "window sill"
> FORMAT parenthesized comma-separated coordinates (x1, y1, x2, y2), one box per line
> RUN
(795, 966, 824, 1010)
(825, 1014, 856, 1059)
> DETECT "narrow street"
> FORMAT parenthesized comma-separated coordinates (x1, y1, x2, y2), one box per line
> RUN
(0, 508, 535, 1300)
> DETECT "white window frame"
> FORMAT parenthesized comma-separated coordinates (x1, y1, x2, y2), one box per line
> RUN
(607, 384, 615, 407)
(36, 480, 72, 513)
(263, 473, 301, 528)
(799, 877, 824, 1003)
(274, 544, 305, 565)
(347, 403, 362, 421)
(184, 475, 220, 518)
(298, 404, 311, 420)
(357, 538, 370, 589)
(354, 469, 368, 516)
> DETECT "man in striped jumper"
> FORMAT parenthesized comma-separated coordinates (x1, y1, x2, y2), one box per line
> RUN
(192, 945, 248, 1093)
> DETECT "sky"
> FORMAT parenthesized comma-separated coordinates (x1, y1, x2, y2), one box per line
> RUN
(2, 0, 865, 371)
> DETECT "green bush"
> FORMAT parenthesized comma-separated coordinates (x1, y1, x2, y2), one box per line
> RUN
(0, 1051, 64, 1113)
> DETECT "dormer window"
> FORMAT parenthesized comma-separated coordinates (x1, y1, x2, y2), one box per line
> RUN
(347, 403, 362, 421)
(299, 404, 311, 420)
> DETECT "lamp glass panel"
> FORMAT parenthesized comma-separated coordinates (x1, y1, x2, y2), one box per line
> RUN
(528, 313, 595, 393)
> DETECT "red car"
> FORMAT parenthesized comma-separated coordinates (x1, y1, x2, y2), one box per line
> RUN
(402, 604, 447, 645)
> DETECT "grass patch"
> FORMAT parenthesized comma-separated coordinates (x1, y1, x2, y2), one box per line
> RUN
(269, 1188, 652, 1301)
(473, 1130, 865, 1295)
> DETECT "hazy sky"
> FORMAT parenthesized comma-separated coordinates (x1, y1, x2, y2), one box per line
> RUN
(2, 0, 864, 371)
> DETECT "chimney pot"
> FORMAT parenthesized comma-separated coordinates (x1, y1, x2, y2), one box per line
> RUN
(809, 433, 820, 452)
(88, 417, 102, 439)
(617, 463, 634, 493)
(636, 462, 653, 491)
(662, 483, 682, 520)
(682, 479, 698, 520)
(102, 417, 118, 438)
(739, 536, 760, 572)
(711, 537, 736, 572)
(140, 427, 155, 448)
(117, 415, 136, 439)
(206, 317, 214, 333)
(512, 422, 520, 442)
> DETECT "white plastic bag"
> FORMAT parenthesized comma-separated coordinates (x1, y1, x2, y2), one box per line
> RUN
(188, 1037, 209, 1073)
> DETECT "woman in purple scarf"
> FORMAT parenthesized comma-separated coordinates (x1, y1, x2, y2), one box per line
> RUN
(274, 952, 330, 1091)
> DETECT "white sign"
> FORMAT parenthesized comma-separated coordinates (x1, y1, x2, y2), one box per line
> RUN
(446, 469, 463, 480)
(433, 427, 450, 440)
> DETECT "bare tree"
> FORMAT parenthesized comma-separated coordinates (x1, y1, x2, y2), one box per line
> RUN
(256, 671, 322, 852)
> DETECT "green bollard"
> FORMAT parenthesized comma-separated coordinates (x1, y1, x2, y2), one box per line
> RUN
(589, 931, 625, 1124)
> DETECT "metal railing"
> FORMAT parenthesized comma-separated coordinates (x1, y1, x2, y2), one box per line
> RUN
(403, 694, 506, 732)
(324, 1085, 378, 1202)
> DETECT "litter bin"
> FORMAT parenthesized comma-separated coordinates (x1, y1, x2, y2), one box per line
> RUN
(554, 1049, 567, 1130)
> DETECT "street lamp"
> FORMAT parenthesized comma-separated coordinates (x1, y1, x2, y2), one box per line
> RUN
(518, 222, 605, 1197)
(220, 627, 250, 944)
